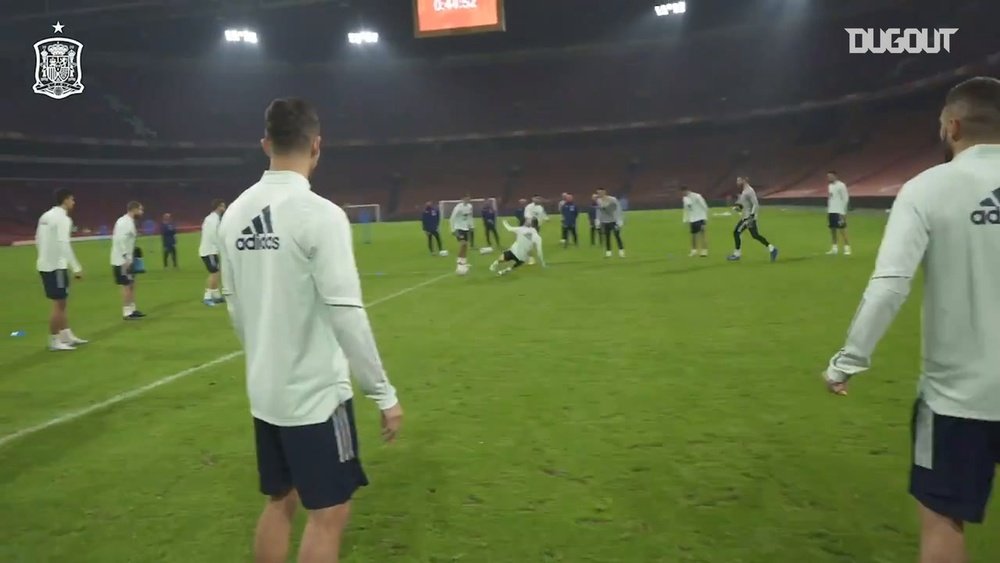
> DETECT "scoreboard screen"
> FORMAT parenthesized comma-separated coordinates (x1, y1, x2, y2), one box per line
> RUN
(413, 0, 506, 38)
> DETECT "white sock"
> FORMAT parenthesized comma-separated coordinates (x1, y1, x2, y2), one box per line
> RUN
(211, 289, 222, 299)
(50, 334, 62, 346)
(733, 249, 742, 257)
(123, 306, 131, 317)
(59, 328, 72, 342)
(845, 245, 852, 252)
(767, 245, 775, 252)
(204, 290, 213, 300)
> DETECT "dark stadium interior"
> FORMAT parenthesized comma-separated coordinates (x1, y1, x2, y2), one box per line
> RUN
(0, 0, 996, 241)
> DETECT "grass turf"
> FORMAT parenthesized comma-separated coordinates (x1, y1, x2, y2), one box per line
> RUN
(0, 209, 996, 562)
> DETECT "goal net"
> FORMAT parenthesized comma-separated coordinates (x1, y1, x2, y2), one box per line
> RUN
(343, 204, 380, 245)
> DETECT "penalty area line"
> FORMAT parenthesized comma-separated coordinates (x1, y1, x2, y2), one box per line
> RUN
(0, 272, 453, 449)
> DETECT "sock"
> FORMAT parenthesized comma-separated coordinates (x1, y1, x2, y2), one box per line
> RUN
(50, 334, 62, 347)
(830, 244, 839, 252)
(204, 290, 213, 301)
(733, 249, 742, 257)
(845, 245, 852, 252)
(59, 328, 72, 342)
(700, 250, 708, 256)
(212, 289, 222, 299)
(123, 306, 132, 317)
(767, 245, 775, 252)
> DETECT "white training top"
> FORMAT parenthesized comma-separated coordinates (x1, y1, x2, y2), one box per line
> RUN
(220, 170, 397, 427)
(736, 185, 759, 219)
(524, 202, 549, 224)
(682, 192, 709, 224)
(828, 180, 850, 215)
(450, 202, 474, 232)
(110, 214, 137, 267)
(35, 206, 81, 273)
(827, 144, 1000, 420)
(503, 221, 544, 264)
(198, 211, 222, 257)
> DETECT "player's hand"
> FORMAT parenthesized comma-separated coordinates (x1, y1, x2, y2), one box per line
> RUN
(822, 371, 849, 396)
(74, 271, 84, 280)
(380, 403, 404, 443)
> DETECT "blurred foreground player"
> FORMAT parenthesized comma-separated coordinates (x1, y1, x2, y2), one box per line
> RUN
(219, 98, 403, 563)
(198, 199, 226, 305)
(35, 188, 87, 350)
(595, 189, 625, 258)
(449, 195, 474, 274)
(161, 213, 178, 269)
(826, 171, 852, 255)
(727, 177, 778, 262)
(822, 77, 1000, 563)
(421, 201, 443, 255)
(489, 220, 545, 276)
(560, 193, 579, 248)
(681, 186, 709, 257)
(111, 201, 146, 320)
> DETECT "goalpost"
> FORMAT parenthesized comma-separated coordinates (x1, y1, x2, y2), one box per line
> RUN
(343, 204, 381, 244)
(440, 197, 499, 253)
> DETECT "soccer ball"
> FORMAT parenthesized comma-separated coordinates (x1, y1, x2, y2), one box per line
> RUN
(456, 263, 470, 276)
(439, 250, 449, 257)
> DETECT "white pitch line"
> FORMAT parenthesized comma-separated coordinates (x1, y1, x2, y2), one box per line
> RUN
(0, 272, 453, 449)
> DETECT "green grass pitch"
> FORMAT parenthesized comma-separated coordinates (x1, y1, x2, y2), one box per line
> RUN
(1, 209, 996, 562)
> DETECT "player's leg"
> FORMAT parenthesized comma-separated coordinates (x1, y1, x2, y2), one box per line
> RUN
(603, 224, 613, 256)
(839, 216, 851, 255)
(612, 225, 625, 256)
(299, 503, 351, 563)
(163, 247, 169, 268)
(827, 214, 840, 254)
(491, 226, 500, 247)
(254, 491, 299, 563)
(699, 227, 708, 257)
(918, 505, 966, 563)
(433, 231, 443, 252)
(748, 221, 778, 261)
(561, 225, 568, 248)
(728, 220, 746, 260)
(469, 229, 476, 249)
(172, 247, 178, 268)
(689, 223, 698, 257)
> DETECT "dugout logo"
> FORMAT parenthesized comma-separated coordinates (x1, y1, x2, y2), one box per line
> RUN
(970, 188, 1000, 226)
(846, 28, 957, 54)
(33, 22, 85, 100)
(236, 206, 281, 250)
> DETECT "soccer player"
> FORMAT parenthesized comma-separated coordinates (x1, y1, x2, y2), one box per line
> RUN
(727, 177, 778, 262)
(111, 201, 145, 320)
(219, 98, 403, 563)
(560, 193, 579, 248)
(482, 201, 500, 248)
(595, 188, 625, 258)
(161, 213, 178, 269)
(421, 201, 443, 255)
(35, 188, 87, 351)
(524, 195, 548, 231)
(449, 195, 474, 272)
(681, 186, 709, 257)
(514, 198, 528, 226)
(821, 77, 1000, 563)
(489, 220, 545, 276)
(199, 199, 227, 306)
(588, 193, 602, 246)
(826, 171, 851, 255)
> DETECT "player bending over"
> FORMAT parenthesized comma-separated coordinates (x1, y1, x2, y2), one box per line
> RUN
(728, 177, 778, 262)
(681, 186, 709, 257)
(450, 195, 474, 273)
(490, 221, 545, 276)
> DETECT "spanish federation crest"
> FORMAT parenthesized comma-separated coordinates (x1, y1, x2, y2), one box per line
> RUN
(33, 23, 84, 100)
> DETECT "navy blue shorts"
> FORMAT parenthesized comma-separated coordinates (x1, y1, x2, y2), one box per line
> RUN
(254, 399, 369, 510)
(909, 399, 1000, 523)
(111, 265, 133, 286)
(689, 220, 706, 234)
(828, 213, 846, 229)
(39, 269, 70, 300)
(201, 254, 220, 274)
(454, 230, 470, 242)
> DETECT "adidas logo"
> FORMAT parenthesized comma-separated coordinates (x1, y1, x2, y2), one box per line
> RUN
(235, 206, 281, 250)
(970, 188, 1000, 225)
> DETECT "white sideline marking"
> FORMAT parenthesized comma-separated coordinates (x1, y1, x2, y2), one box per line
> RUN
(0, 272, 452, 449)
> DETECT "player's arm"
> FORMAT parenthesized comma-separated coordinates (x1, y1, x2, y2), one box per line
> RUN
(310, 206, 398, 410)
(535, 235, 546, 267)
(615, 202, 624, 227)
(220, 248, 245, 345)
(682, 198, 690, 223)
(502, 220, 517, 232)
(698, 195, 709, 219)
(748, 192, 759, 217)
(826, 188, 928, 384)
(448, 205, 460, 232)
(59, 216, 82, 274)
(111, 224, 130, 266)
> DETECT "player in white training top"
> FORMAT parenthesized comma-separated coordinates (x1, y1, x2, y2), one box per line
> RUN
(489, 221, 545, 275)
(198, 198, 227, 305)
(825, 171, 851, 255)
(35, 188, 87, 350)
(728, 177, 778, 262)
(110, 201, 145, 320)
(449, 195, 474, 274)
(681, 186, 709, 257)
(821, 77, 1000, 563)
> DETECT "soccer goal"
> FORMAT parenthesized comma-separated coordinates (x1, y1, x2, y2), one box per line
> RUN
(439, 197, 499, 225)
(343, 204, 380, 245)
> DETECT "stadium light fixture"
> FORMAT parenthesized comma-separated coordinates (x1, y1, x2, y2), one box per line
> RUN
(347, 30, 379, 45)
(225, 29, 259, 44)
(654, 1, 686, 17)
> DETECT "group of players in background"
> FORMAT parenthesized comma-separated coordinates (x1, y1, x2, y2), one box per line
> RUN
(418, 173, 854, 274)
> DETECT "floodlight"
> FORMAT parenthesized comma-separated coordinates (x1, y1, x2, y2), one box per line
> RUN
(225, 29, 259, 44)
(654, 2, 686, 16)
(348, 30, 379, 45)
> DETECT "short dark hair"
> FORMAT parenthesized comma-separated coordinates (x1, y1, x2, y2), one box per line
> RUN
(127, 201, 142, 212)
(55, 188, 73, 206)
(211, 198, 225, 210)
(680, 185, 690, 191)
(945, 77, 1000, 139)
(265, 98, 320, 155)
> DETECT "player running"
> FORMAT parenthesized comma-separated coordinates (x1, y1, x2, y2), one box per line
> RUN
(489, 220, 545, 276)
(826, 171, 852, 255)
(728, 177, 778, 262)
(681, 186, 709, 257)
